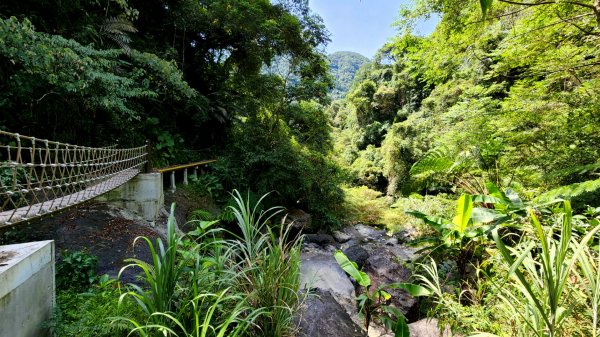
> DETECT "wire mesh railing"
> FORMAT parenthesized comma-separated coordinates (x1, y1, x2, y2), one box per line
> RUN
(0, 131, 147, 227)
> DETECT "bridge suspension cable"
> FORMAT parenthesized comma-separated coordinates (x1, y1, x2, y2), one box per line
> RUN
(0, 131, 147, 227)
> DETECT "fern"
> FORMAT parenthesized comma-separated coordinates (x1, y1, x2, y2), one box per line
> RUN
(409, 146, 454, 177)
(536, 178, 600, 203)
(101, 16, 137, 54)
(546, 162, 600, 178)
(187, 209, 212, 222)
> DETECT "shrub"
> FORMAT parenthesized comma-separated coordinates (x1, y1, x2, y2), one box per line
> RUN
(49, 276, 137, 337)
(342, 185, 454, 232)
(342, 186, 389, 225)
(56, 250, 99, 291)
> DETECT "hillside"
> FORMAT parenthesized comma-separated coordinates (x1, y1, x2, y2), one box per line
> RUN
(328, 51, 369, 99)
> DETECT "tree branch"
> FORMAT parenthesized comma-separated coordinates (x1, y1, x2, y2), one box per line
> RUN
(499, 0, 596, 10)
(555, 10, 598, 35)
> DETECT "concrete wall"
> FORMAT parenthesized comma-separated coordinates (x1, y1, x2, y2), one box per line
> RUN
(0, 241, 55, 337)
(97, 172, 164, 223)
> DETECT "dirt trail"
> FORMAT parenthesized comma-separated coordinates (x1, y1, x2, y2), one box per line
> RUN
(0, 202, 162, 284)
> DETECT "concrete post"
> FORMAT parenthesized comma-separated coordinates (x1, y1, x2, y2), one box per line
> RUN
(183, 168, 188, 185)
(193, 166, 198, 180)
(170, 171, 176, 193)
(0, 241, 55, 337)
(95, 173, 164, 224)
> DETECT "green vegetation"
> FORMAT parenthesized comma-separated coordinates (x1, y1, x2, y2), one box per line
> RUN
(115, 194, 303, 337)
(0, 0, 341, 223)
(3, 0, 600, 336)
(329, 51, 370, 99)
(331, 0, 600, 206)
(56, 250, 101, 291)
(326, 1, 600, 335)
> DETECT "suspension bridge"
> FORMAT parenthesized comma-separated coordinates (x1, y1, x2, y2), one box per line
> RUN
(0, 130, 148, 227)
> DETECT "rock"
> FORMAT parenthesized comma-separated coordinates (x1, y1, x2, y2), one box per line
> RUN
(305, 233, 335, 245)
(342, 245, 369, 270)
(385, 237, 398, 246)
(395, 228, 416, 244)
(333, 230, 352, 243)
(296, 289, 366, 337)
(364, 248, 415, 314)
(299, 250, 357, 317)
(354, 224, 383, 242)
(408, 318, 451, 337)
(286, 208, 312, 229)
(324, 244, 338, 253)
(301, 242, 323, 253)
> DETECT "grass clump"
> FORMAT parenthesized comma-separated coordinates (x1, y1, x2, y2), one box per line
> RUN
(115, 190, 303, 337)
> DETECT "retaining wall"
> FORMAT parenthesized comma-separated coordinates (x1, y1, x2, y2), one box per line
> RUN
(97, 172, 164, 223)
(0, 240, 55, 337)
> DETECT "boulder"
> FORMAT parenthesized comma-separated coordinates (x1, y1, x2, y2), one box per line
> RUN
(354, 224, 383, 242)
(342, 245, 369, 270)
(305, 233, 335, 245)
(299, 250, 357, 317)
(296, 289, 367, 337)
(364, 248, 415, 314)
(333, 230, 352, 243)
(286, 208, 312, 229)
(395, 228, 417, 244)
(409, 318, 451, 337)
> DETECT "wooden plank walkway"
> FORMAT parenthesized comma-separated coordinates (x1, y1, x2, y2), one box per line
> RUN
(0, 168, 140, 227)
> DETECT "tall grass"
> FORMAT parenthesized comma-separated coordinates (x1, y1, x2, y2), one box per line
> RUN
(229, 190, 304, 337)
(115, 192, 304, 337)
(118, 203, 183, 323)
(413, 200, 600, 336)
(492, 201, 600, 337)
(579, 243, 600, 337)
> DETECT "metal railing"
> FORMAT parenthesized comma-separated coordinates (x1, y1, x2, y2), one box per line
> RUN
(0, 131, 147, 227)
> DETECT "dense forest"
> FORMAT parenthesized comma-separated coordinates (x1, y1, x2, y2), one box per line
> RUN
(328, 51, 370, 99)
(2, 0, 600, 336)
(0, 0, 343, 224)
(330, 0, 600, 335)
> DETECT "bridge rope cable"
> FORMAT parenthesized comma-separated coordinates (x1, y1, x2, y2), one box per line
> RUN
(0, 131, 147, 227)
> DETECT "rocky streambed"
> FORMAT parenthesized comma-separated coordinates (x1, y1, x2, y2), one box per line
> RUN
(296, 224, 447, 337)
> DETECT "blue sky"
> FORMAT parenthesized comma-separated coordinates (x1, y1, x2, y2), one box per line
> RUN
(309, 0, 437, 58)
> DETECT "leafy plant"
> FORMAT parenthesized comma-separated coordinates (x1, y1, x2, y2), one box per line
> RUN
(49, 276, 136, 337)
(579, 239, 600, 337)
(334, 250, 430, 335)
(229, 189, 304, 336)
(536, 178, 600, 204)
(408, 193, 497, 278)
(56, 250, 100, 291)
(191, 174, 224, 199)
(120, 288, 262, 337)
(115, 192, 306, 337)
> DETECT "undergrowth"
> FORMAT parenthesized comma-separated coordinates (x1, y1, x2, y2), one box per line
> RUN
(342, 185, 454, 232)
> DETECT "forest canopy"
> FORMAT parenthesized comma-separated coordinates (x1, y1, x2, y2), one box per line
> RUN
(332, 0, 600, 203)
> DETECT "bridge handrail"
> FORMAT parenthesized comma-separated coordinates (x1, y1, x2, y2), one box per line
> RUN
(155, 159, 217, 173)
(155, 159, 216, 193)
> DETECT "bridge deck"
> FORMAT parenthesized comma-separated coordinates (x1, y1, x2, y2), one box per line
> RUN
(0, 168, 140, 227)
